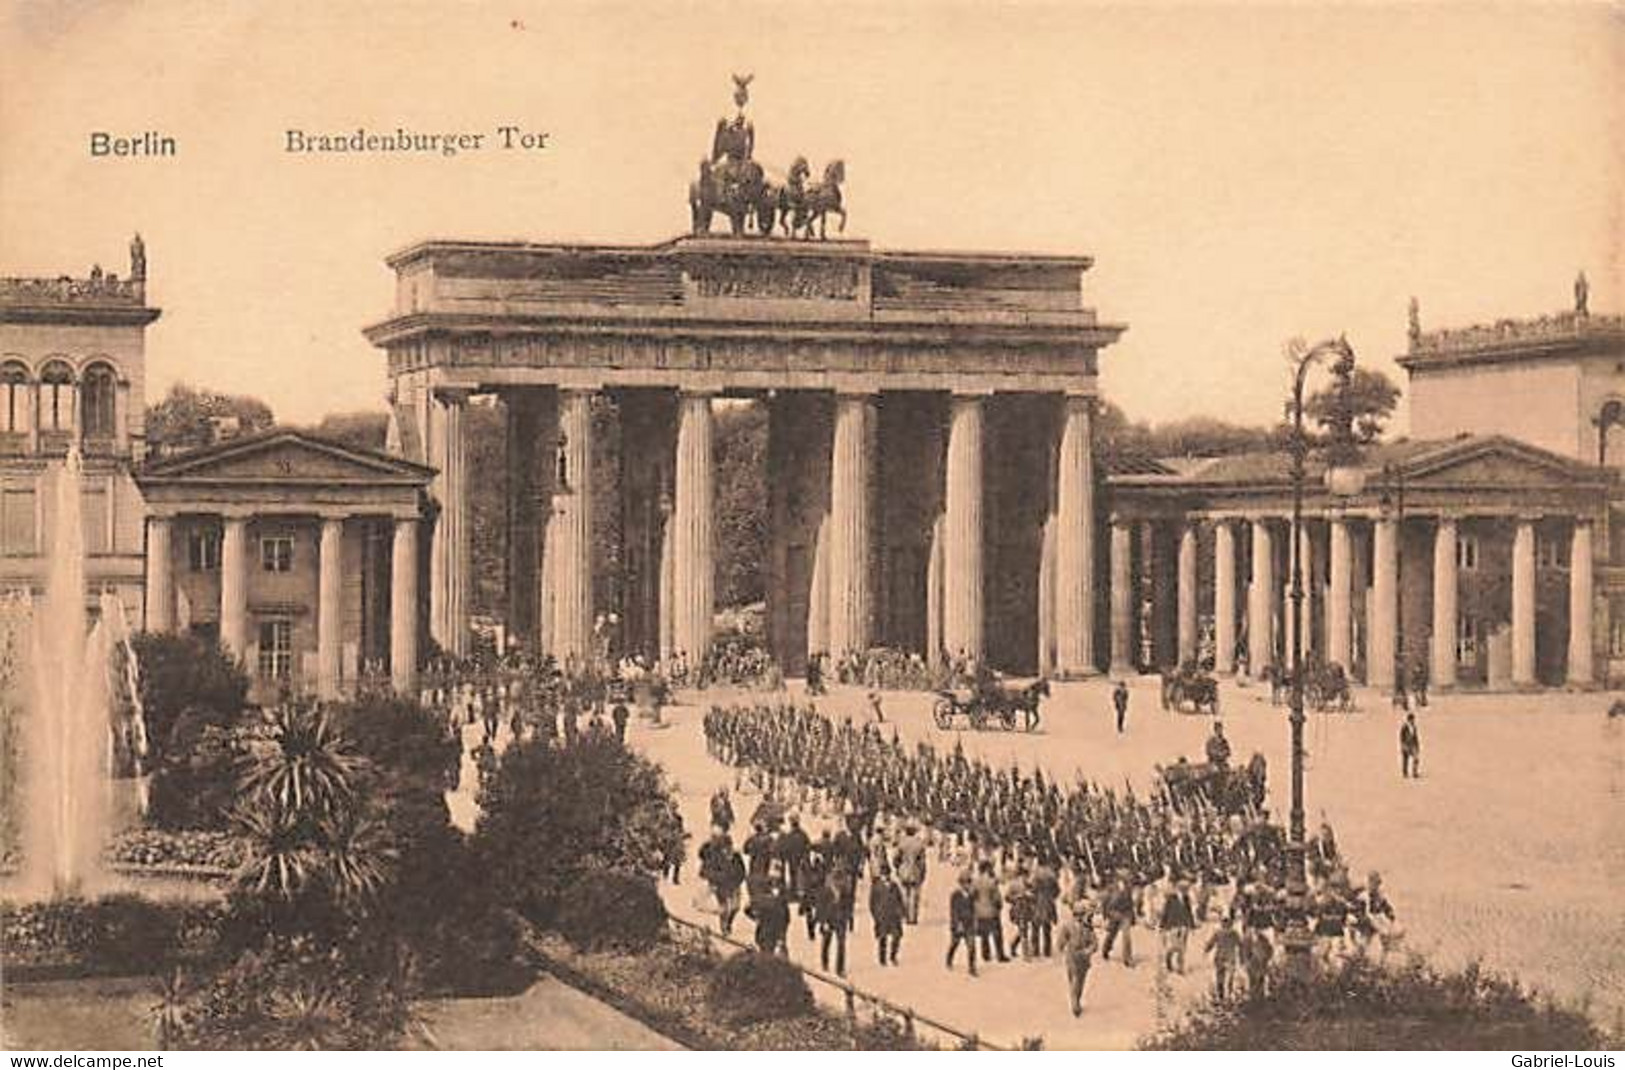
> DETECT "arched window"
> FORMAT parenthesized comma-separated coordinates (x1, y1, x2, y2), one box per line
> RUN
(0, 362, 29, 434)
(81, 363, 117, 439)
(39, 361, 74, 432)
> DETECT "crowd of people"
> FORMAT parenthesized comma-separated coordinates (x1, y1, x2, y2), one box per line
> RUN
(698, 701, 1400, 1012)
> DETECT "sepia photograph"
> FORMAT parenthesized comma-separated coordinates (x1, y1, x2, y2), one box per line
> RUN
(0, 0, 1621, 1056)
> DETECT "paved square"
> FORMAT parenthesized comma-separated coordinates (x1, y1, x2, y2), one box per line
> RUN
(633, 677, 1625, 1048)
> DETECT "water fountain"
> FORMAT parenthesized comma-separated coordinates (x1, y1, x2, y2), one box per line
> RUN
(3, 447, 148, 898)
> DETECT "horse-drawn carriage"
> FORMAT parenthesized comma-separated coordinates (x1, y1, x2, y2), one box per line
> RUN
(1157, 756, 1266, 816)
(1265, 659, 1355, 712)
(932, 679, 1049, 733)
(1160, 663, 1220, 715)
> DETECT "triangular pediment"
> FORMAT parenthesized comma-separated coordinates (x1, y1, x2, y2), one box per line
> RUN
(1401, 435, 1604, 487)
(140, 431, 434, 485)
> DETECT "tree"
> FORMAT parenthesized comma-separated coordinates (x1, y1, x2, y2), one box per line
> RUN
(145, 384, 274, 456)
(1306, 366, 1401, 446)
(310, 411, 389, 452)
(714, 403, 768, 608)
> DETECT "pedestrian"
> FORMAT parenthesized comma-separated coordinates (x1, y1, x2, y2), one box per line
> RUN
(611, 701, 629, 742)
(751, 869, 791, 956)
(1030, 855, 1060, 958)
(1159, 879, 1195, 974)
(1205, 721, 1232, 767)
(895, 820, 928, 924)
(869, 865, 905, 966)
(710, 785, 735, 833)
(868, 690, 886, 723)
(815, 865, 851, 977)
(1112, 680, 1130, 734)
(1400, 712, 1421, 778)
(1101, 870, 1137, 967)
(778, 813, 810, 899)
(1055, 899, 1098, 1017)
(946, 871, 979, 976)
(698, 829, 746, 937)
(743, 820, 776, 879)
(972, 859, 1009, 963)
(1243, 927, 1273, 999)
(1205, 913, 1242, 999)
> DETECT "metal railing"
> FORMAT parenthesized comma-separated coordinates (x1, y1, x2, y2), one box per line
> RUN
(666, 914, 1005, 1051)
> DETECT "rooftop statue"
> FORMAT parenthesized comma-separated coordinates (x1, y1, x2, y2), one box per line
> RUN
(1407, 296, 1421, 349)
(130, 233, 146, 282)
(1575, 270, 1589, 317)
(688, 76, 848, 241)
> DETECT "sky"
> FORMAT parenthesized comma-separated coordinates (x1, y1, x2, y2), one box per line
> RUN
(2, 0, 1620, 430)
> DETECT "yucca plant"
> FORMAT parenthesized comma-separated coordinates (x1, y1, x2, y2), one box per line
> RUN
(238, 703, 364, 821)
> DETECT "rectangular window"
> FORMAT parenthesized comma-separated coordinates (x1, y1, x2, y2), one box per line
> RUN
(1, 489, 36, 554)
(81, 488, 109, 555)
(261, 534, 294, 573)
(257, 619, 293, 680)
(188, 528, 221, 571)
(1455, 613, 1480, 665)
(1456, 535, 1480, 572)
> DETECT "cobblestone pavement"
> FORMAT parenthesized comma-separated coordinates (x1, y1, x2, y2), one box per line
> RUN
(632, 677, 1625, 1048)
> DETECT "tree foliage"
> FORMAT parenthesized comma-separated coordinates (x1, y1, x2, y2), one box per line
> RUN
(1306, 366, 1401, 446)
(471, 729, 685, 925)
(309, 411, 389, 452)
(714, 403, 768, 608)
(132, 633, 251, 829)
(144, 384, 274, 456)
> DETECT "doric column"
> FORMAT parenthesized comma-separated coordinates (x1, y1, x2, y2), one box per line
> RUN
(219, 514, 250, 662)
(1568, 518, 1595, 687)
(1248, 519, 1275, 678)
(673, 391, 715, 664)
(1369, 517, 1398, 690)
(144, 515, 173, 633)
(1054, 395, 1096, 675)
(1288, 524, 1314, 667)
(1327, 518, 1353, 673)
(1431, 516, 1459, 690)
(1177, 523, 1198, 666)
(1213, 520, 1237, 674)
(429, 388, 470, 657)
(658, 496, 676, 661)
(827, 392, 875, 657)
(551, 388, 594, 665)
(1038, 512, 1057, 676)
(317, 515, 345, 699)
(942, 394, 985, 662)
(1109, 515, 1134, 675)
(1511, 517, 1537, 686)
(926, 513, 944, 669)
(390, 517, 419, 694)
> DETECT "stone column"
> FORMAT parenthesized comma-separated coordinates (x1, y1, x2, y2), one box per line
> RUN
(1177, 523, 1198, 665)
(1511, 517, 1537, 687)
(673, 391, 715, 664)
(1431, 515, 1459, 690)
(1369, 517, 1398, 691)
(827, 392, 875, 658)
(317, 516, 345, 699)
(430, 389, 470, 657)
(926, 514, 944, 669)
(1109, 515, 1134, 675)
(658, 496, 676, 661)
(1037, 513, 1058, 676)
(551, 389, 594, 665)
(942, 394, 985, 663)
(1213, 520, 1237, 674)
(1568, 518, 1595, 687)
(1299, 525, 1316, 660)
(390, 517, 419, 694)
(144, 515, 174, 633)
(219, 514, 250, 663)
(1054, 395, 1096, 675)
(1327, 518, 1353, 673)
(1248, 519, 1275, 678)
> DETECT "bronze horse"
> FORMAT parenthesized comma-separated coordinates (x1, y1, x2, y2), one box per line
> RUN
(775, 159, 847, 240)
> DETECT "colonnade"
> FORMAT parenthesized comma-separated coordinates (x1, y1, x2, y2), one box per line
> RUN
(426, 385, 1103, 677)
(1107, 511, 1597, 689)
(144, 511, 420, 696)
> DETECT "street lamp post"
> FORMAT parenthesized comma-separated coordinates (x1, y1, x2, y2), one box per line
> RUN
(1284, 335, 1358, 977)
(1382, 462, 1408, 706)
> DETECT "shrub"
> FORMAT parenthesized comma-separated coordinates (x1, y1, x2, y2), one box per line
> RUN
(471, 731, 684, 924)
(84, 893, 180, 975)
(1141, 953, 1615, 1050)
(554, 869, 668, 952)
(174, 938, 417, 1050)
(134, 632, 252, 830)
(705, 951, 814, 1025)
(0, 895, 221, 976)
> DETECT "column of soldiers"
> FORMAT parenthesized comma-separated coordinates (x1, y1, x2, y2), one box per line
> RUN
(701, 701, 1400, 1010)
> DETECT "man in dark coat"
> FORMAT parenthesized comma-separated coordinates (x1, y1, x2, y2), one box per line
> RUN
(946, 870, 979, 976)
(698, 829, 746, 936)
(869, 865, 905, 966)
(777, 813, 810, 899)
(815, 865, 852, 976)
(1112, 680, 1130, 734)
(750, 869, 791, 956)
(1400, 713, 1421, 778)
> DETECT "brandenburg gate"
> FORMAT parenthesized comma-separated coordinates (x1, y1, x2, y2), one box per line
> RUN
(363, 84, 1124, 676)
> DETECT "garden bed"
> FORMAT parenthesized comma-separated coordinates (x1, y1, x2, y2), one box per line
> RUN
(525, 928, 931, 1051)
